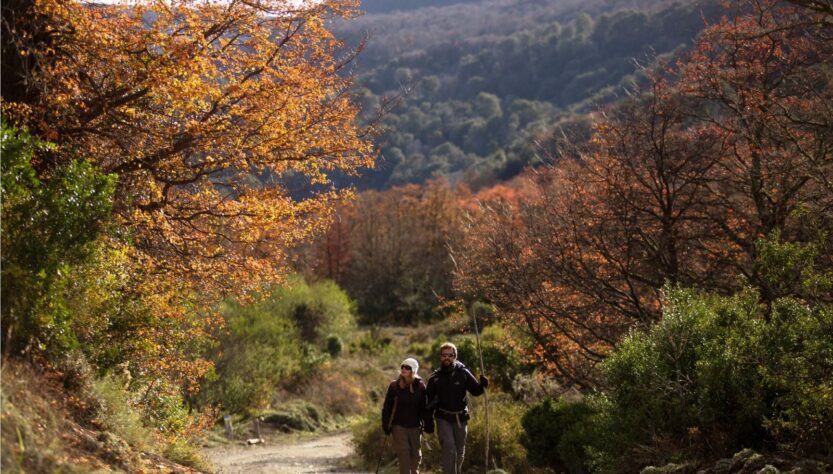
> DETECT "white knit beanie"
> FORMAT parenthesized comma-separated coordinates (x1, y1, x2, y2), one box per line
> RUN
(401, 357, 420, 377)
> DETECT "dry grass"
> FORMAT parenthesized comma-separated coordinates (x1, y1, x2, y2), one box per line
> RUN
(1, 360, 208, 474)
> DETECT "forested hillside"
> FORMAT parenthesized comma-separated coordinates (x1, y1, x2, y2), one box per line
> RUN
(335, 0, 724, 188)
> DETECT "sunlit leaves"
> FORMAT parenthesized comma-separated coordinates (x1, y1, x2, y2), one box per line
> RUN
(8, 0, 374, 293)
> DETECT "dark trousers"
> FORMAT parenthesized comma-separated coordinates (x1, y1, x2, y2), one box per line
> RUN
(436, 418, 467, 474)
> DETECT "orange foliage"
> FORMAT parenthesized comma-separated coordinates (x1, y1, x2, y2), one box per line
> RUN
(678, 0, 833, 274)
(2, 0, 376, 399)
(458, 0, 833, 386)
(4, 0, 374, 294)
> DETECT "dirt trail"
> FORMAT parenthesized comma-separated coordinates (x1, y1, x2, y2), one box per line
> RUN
(206, 432, 370, 474)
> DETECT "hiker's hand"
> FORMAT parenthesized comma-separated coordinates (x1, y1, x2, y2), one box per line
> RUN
(384, 427, 391, 436)
(480, 375, 489, 389)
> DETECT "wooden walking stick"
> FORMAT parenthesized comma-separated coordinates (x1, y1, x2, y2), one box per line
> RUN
(447, 245, 491, 472)
(375, 436, 390, 474)
(472, 304, 490, 473)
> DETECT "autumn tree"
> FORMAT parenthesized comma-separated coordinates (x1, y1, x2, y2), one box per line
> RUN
(783, 0, 833, 14)
(459, 0, 833, 387)
(303, 179, 463, 323)
(457, 78, 732, 386)
(679, 0, 833, 302)
(2, 0, 374, 294)
(1, 0, 375, 429)
(309, 208, 353, 283)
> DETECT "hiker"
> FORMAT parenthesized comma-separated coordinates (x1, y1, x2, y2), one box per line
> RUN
(382, 357, 428, 474)
(424, 342, 488, 474)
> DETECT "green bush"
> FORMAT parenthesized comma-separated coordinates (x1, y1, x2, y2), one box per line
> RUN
(262, 400, 327, 432)
(277, 276, 357, 344)
(591, 282, 833, 470)
(463, 393, 533, 473)
(349, 409, 387, 467)
(90, 375, 152, 451)
(200, 277, 355, 414)
(1, 122, 116, 356)
(140, 379, 197, 437)
(521, 398, 595, 473)
(406, 341, 433, 360)
(200, 298, 304, 413)
(354, 325, 392, 355)
(755, 230, 832, 301)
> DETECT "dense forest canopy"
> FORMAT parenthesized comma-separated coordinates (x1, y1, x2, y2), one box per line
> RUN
(332, 0, 725, 189)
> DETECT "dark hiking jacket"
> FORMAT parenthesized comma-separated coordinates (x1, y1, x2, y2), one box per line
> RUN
(382, 376, 427, 432)
(424, 361, 485, 426)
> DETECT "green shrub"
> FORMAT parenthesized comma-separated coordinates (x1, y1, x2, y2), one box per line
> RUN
(521, 398, 595, 473)
(1, 122, 116, 356)
(90, 375, 152, 451)
(139, 380, 197, 437)
(277, 276, 357, 344)
(755, 230, 832, 301)
(199, 298, 304, 413)
(756, 298, 833, 454)
(164, 438, 214, 473)
(350, 409, 388, 468)
(299, 343, 331, 377)
(261, 400, 327, 432)
(200, 277, 356, 414)
(463, 393, 532, 473)
(407, 341, 433, 360)
(592, 282, 833, 470)
(354, 325, 392, 355)
(592, 287, 765, 470)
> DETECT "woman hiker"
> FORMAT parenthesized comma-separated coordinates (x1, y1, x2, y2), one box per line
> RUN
(381, 357, 429, 474)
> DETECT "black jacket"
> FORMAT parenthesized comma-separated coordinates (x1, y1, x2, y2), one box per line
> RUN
(425, 361, 485, 426)
(382, 377, 427, 432)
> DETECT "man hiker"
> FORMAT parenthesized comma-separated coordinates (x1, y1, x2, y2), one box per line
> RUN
(382, 357, 428, 474)
(424, 342, 489, 474)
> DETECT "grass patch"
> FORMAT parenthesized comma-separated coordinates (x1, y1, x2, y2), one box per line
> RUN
(90, 374, 152, 451)
(261, 399, 326, 432)
(164, 437, 215, 473)
(1, 362, 102, 473)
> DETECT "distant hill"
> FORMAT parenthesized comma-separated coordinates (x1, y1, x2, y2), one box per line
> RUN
(333, 0, 724, 189)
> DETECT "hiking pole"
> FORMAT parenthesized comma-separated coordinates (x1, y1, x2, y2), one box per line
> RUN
(376, 394, 398, 474)
(375, 434, 390, 474)
(472, 304, 489, 473)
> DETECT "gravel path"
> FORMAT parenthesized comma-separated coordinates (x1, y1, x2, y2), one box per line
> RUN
(206, 432, 371, 474)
